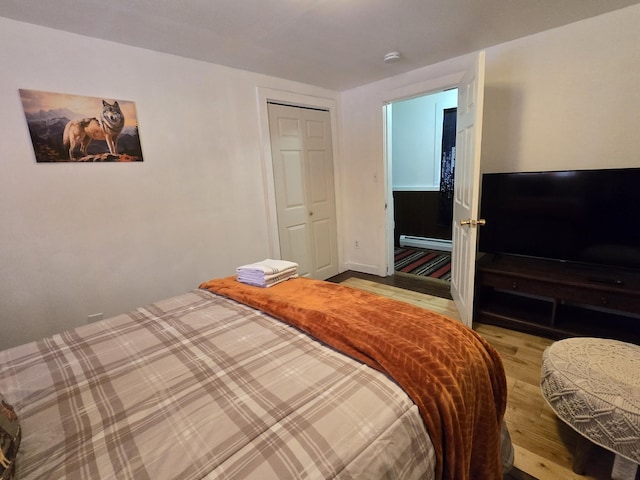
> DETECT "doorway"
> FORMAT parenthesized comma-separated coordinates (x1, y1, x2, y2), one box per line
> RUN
(383, 51, 486, 327)
(387, 89, 457, 284)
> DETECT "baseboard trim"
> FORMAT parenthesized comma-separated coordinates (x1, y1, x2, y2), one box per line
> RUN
(343, 261, 381, 276)
(399, 235, 452, 252)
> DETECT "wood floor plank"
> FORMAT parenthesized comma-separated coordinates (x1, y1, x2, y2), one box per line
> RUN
(339, 277, 461, 320)
(512, 445, 587, 480)
(333, 273, 629, 480)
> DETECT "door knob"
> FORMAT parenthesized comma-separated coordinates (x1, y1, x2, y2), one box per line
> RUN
(309, 211, 313, 216)
(460, 218, 486, 227)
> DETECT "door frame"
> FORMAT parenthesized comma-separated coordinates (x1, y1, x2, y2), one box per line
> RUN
(257, 88, 343, 267)
(383, 71, 468, 276)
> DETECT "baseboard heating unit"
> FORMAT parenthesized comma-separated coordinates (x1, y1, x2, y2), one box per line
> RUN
(399, 235, 453, 252)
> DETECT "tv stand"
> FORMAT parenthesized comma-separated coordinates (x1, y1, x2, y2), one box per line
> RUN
(474, 254, 640, 344)
(587, 276, 624, 286)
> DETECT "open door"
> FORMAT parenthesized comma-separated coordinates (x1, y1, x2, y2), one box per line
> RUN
(450, 51, 486, 327)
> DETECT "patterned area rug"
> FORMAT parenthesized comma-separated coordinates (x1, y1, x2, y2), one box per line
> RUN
(394, 247, 451, 281)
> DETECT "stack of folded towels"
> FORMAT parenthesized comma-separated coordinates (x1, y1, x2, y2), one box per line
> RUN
(236, 259, 299, 288)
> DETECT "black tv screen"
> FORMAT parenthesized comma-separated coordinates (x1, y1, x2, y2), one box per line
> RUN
(478, 168, 640, 271)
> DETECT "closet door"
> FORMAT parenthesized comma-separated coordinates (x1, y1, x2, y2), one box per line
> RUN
(268, 103, 339, 279)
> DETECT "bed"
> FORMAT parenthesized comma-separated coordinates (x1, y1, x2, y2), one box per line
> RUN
(0, 277, 511, 480)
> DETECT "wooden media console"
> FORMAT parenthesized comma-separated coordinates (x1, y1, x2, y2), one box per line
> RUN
(474, 254, 640, 344)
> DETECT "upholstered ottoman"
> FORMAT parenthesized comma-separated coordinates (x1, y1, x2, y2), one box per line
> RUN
(541, 338, 640, 480)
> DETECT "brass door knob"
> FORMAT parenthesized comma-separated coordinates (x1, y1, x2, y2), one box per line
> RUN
(460, 219, 486, 227)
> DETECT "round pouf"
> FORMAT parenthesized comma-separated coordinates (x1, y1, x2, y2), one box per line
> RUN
(541, 337, 640, 476)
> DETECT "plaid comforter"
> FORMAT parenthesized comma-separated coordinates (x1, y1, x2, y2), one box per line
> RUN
(0, 290, 435, 479)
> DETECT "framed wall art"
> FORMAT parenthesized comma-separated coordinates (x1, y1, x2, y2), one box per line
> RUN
(19, 89, 143, 162)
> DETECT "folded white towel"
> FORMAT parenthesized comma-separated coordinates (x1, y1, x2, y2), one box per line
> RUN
(237, 267, 298, 284)
(236, 259, 299, 288)
(236, 259, 299, 276)
(239, 273, 299, 288)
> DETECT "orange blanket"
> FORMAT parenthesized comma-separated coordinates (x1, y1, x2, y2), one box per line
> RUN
(200, 276, 507, 480)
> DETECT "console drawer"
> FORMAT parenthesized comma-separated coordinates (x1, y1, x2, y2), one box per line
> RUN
(569, 289, 640, 313)
(478, 272, 640, 314)
(478, 272, 555, 298)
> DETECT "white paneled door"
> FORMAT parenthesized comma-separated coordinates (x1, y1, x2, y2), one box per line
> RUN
(268, 103, 339, 280)
(451, 51, 486, 327)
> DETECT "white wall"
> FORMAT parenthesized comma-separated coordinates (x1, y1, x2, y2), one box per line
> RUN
(391, 90, 458, 191)
(482, 5, 640, 173)
(340, 4, 640, 276)
(0, 17, 340, 350)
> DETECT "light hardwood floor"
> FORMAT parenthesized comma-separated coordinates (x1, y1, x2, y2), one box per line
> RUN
(339, 277, 625, 480)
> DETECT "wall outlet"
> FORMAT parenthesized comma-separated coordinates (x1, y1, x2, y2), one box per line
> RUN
(354, 240, 359, 249)
(87, 313, 103, 323)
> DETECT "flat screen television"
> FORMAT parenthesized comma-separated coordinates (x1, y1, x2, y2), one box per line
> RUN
(478, 167, 640, 271)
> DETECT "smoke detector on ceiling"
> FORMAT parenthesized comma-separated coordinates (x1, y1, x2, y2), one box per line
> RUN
(384, 51, 401, 64)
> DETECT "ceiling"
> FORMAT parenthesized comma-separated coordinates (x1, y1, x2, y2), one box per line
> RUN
(2, 0, 639, 91)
